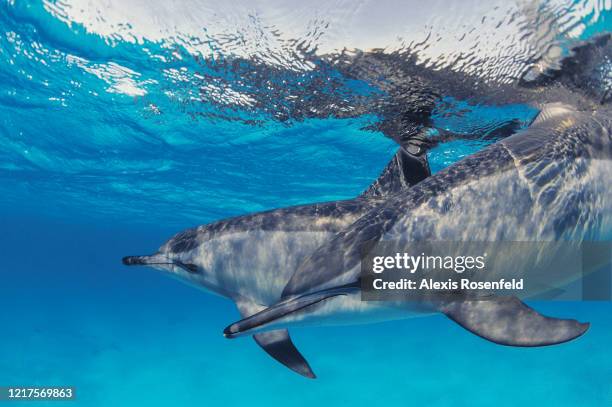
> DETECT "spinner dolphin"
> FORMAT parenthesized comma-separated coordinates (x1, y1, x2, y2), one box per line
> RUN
(124, 34, 612, 378)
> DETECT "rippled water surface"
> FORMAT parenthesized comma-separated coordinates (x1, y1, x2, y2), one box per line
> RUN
(1, 1, 611, 406)
(4, 0, 610, 224)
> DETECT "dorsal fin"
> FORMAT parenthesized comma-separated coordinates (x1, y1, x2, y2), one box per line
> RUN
(360, 127, 431, 199)
(234, 298, 315, 378)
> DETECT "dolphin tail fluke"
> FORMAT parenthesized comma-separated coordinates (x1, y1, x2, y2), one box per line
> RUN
(440, 296, 590, 346)
(253, 330, 316, 379)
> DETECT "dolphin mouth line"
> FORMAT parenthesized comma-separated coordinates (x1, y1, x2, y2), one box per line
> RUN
(122, 256, 164, 266)
(122, 256, 199, 273)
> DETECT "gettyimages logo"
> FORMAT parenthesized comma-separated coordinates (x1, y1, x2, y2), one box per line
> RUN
(360, 241, 612, 301)
(372, 252, 487, 274)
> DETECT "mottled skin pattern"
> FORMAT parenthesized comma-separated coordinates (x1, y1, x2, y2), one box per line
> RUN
(238, 106, 611, 334)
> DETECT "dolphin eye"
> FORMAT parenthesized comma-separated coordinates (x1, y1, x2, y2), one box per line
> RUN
(175, 262, 200, 274)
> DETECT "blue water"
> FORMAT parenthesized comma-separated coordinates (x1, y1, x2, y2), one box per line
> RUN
(1, 1, 611, 406)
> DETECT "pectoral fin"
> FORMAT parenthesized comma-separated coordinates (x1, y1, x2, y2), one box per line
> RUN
(227, 285, 357, 338)
(235, 298, 315, 378)
(440, 296, 589, 346)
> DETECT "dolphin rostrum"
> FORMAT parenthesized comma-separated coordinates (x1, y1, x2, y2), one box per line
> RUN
(124, 34, 612, 378)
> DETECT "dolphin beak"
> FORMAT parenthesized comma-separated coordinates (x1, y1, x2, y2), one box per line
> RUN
(122, 253, 168, 266)
(122, 255, 148, 265)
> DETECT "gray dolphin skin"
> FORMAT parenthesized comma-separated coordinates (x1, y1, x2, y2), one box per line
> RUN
(124, 34, 612, 378)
